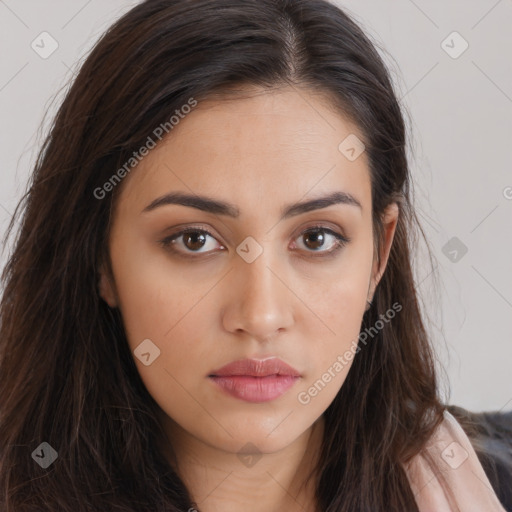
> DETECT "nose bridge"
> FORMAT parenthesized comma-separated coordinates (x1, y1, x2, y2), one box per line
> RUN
(242, 250, 279, 301)
(223, 244, 294, 339)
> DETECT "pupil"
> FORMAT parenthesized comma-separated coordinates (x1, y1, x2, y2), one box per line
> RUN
(305, 230, 324, 250)
(185, 232, 206, 250)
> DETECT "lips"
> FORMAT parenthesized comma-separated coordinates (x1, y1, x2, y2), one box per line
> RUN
(209, 357, 301, 378)
(208, 357, 301, 403)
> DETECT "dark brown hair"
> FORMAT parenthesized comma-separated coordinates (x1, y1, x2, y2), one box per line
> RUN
(0, 0, 447, 510)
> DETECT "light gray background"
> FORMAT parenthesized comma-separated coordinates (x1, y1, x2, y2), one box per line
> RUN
(1, 1, 511, 412)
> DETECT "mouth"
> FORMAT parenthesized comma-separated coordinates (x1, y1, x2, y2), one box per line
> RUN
(208, 374, 299, 403)
(208, 357, 301, 403)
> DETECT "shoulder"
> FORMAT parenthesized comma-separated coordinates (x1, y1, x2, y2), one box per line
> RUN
(447, 405, 512, 512)
(404, 408, 508, 512)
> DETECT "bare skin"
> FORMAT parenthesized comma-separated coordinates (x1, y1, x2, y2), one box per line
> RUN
(99, 84, 398, 512)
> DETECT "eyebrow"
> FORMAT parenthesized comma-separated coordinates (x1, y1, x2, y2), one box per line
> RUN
(141, 190, 362, 219)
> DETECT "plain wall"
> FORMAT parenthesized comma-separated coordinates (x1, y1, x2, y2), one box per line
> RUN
(0, 0, 511, 412)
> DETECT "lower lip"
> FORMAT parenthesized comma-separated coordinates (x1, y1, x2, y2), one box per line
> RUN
(209, 375, 299, 403)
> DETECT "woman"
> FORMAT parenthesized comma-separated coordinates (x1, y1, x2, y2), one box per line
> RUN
(0, 0, 508, 510)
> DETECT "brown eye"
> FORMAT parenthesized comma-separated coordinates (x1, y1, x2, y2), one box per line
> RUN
(292, 226, 349, 256)
(182, 231, 207, 251)
(303, 230, 326, 250)
(160, 228, 224, 255)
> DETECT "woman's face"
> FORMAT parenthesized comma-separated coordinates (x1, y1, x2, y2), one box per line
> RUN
(99, 85, 398, 456)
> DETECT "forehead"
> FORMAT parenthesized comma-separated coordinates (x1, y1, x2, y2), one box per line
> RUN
(116, 86, 371, 217)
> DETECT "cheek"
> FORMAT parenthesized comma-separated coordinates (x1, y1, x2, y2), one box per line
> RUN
(108, 228, 206, 347)
(294, 250, 372, 402)
(107, 234, 219, 400)
(300, 250, 371, 340)
(110, 250, 214, 430)
(302, 283, 364, 366)
(294, 287, 365, 413)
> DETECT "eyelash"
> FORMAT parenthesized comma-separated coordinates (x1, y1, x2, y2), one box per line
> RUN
(158, 224, 350, 259)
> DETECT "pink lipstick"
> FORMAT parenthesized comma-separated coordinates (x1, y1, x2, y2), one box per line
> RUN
(208, 357, 300, 403)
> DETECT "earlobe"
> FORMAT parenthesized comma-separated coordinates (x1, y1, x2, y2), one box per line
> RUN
(98, 265, 118, 308)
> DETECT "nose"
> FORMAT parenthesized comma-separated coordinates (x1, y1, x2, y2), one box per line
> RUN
(221, 251, 295, 342)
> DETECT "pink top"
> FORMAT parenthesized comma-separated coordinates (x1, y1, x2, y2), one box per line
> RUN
(404, 410, 506, 511)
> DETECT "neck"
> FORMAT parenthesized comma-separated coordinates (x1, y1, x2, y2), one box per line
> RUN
(157, 414, 325, 512)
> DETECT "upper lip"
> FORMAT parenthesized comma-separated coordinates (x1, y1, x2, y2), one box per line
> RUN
(209, 357, 301, 378)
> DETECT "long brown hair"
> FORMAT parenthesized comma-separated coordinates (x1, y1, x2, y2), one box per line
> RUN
(0, 0, 447, 510)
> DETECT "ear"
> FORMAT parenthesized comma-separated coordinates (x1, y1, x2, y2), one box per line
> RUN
(368, 202, 399, 300)
(98, 262, 119, 308)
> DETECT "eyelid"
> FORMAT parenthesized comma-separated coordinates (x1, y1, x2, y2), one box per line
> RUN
(291, 221, 348, 242)
(158, 224, 224, 254)
(289, 224, 350, 256)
